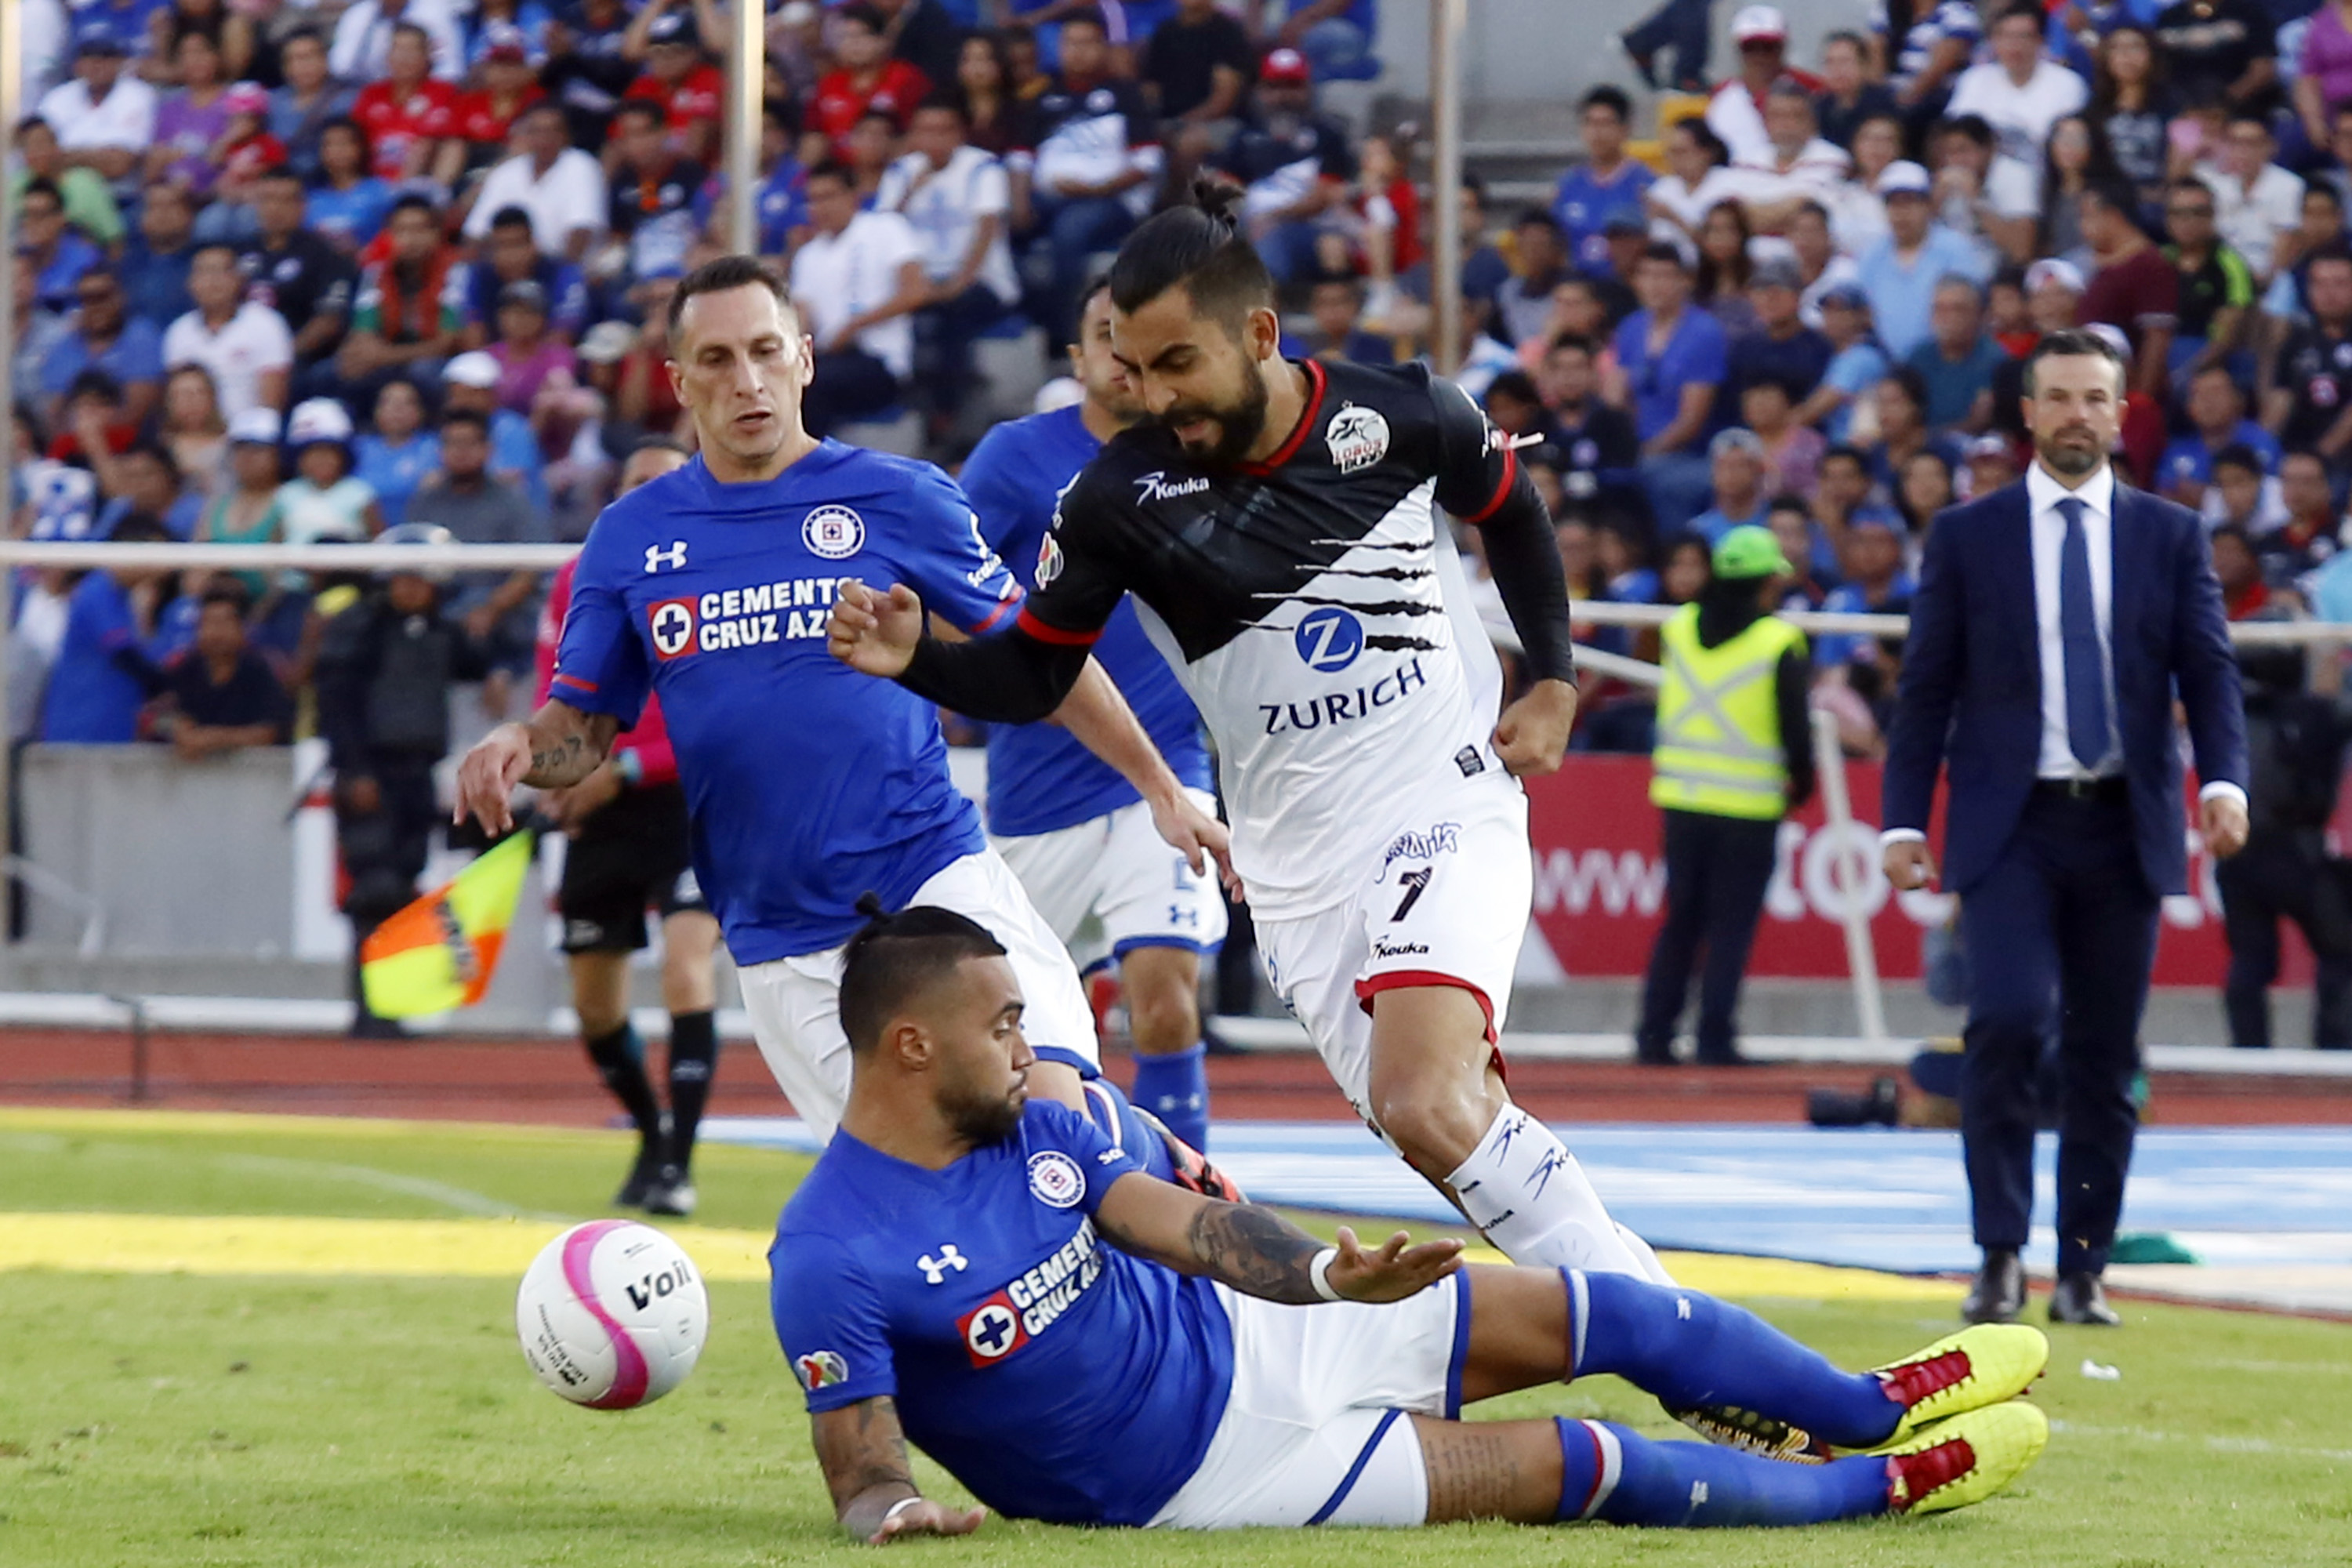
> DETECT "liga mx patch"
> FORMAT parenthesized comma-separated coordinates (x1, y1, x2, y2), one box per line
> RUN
(648, 597, 697, 659)
(1035, 531, 1064, 587)
(802, 505, 866, 560)
(1026, 1151, 1083, 1209)
(795, 1349, 848, 1390)
(1324, 403, 1391, 474)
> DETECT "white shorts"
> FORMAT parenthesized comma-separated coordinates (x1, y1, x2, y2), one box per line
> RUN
(1254, 779, 1533, 1122)
(735, 848, 1098, 1143)
(1149, 1270, 1471, 1529)
(990, 789, 1229, 974)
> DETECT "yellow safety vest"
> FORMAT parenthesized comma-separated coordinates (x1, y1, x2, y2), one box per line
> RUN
(1650, 603, 1805, 821)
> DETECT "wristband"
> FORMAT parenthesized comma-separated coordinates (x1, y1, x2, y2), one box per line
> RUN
(1309, 1246, 1344, 1302)
(880, 1497, 923, 1526)
(614, 750, 644, 786)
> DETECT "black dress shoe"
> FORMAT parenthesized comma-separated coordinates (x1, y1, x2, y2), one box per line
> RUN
(1962, 1248, 2024, 1323)
(2049, 1272, 2122, 1326)
(1634, 1038, 1678, 1065)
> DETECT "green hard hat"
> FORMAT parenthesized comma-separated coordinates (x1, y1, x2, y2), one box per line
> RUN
(1713, 524, 1793, 581)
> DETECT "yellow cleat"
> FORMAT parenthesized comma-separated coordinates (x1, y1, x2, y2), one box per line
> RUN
(1867, 1322, 2049, 1450)
(1886, 1400, 2049, 1516)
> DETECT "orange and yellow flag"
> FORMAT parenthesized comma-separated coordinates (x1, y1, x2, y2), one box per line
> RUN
(359, 833, 534, 1018)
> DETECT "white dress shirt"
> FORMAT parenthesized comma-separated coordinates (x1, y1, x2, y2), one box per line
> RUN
(1881, 461, 2245, 849)
(790, 211, 924, 380)
(462, 150, 609, 257)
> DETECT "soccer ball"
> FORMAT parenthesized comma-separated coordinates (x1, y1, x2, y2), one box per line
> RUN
(516, 1220, 708, 1409)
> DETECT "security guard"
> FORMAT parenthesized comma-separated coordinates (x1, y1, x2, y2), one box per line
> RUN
(1635, 525, 1817, 1065)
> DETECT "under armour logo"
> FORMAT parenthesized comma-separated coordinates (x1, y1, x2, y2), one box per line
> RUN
(1690, 1480, 1709, 1507)
(644, 541, 688, 572)
(1676, 1295, 1692, 1320)
(917, 1246, 968, 1284)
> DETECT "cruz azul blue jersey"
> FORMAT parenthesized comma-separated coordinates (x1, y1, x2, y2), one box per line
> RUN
(960, 405, 1213, 838)
(771, 1100, 1234, 1526)
(553, 443, 1022, 964)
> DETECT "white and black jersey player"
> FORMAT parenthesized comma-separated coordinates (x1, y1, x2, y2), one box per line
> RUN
(829, 187, 1669, 1287)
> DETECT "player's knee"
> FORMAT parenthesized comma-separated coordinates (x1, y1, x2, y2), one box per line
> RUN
(1369, 1076, 1492, 1176)
(1124, 983, 1199, 1055)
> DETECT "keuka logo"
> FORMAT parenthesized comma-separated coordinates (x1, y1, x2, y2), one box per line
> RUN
(1134, 470, 1211, 504)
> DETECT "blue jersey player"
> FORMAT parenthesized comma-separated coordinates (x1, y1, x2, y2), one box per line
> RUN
(453, 256, 1230, 1149)
(770, 904, 2053, 1539)
(961, 284, 1226, 1151)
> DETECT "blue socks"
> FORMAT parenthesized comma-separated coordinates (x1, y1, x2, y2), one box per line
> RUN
(1555, 1418, 1892, 1526)
(1569, 1270, 1904, 1450)
(1130, 1042, 1210, 1151)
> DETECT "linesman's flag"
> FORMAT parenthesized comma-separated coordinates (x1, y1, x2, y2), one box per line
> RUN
(360, 833, 533, 1018)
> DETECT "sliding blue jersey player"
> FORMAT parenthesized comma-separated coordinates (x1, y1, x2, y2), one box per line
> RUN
(959, 284, 1224, 1149)
(769, 903, 2054, 1540)
(454, 256, 1224, 1163)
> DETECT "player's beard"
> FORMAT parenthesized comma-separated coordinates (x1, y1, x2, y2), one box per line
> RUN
(942, 1069, 1026, 1147)
(1163, 367, 1270, 470)
(2035, 423, 2105, 477)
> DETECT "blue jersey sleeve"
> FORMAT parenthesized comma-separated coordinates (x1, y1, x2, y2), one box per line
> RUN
(888, 468, 1025, 636)
(550, 515, 652, 724)
(958, 426, 1040, 568)
(1028, 1100, 1149, 1210)
(770, 1231, 899, 1414)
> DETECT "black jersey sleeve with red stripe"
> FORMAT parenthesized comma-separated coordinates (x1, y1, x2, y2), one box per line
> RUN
(896, 468, 1131, 724)
(1426, 372, 1580, 687)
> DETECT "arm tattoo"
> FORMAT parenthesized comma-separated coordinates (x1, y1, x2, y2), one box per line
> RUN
(1181, 1202, 1329, 1305)
(814, 1397, 918, 1537)
(518, 708, 616, 788)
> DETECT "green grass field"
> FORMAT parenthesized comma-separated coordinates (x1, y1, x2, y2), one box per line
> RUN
(2, 1109, 2347, 1567)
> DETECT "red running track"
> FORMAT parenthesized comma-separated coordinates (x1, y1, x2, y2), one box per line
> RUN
(3, 1027, 2347, 1127)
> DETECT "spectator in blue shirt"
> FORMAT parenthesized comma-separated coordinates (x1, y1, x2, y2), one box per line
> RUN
(1727, 253, 1833, 402)
(2158, 361, 2280, 510)
(1903, 274, 2007, 433)
(95, 441, 203, 542)
(353, 379, 441, 529)
(1616, 240, 1727, 532)
(1283, 274, 1394, 365)
(1853, 160, 1992, 358)
(17, 177, 103, 315)
(40, 513, 173, 744)
(1554, 85, 1655, 276)
(1797, 283, 1890, 444)
(40, 269, 166, 430)
(120, 180, 199, 331)
(1815, 513, 1918, 668)
(1689, 427, 1773, 544)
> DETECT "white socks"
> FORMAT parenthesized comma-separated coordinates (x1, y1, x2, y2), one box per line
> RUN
(1445, 1105, 1664, 1279)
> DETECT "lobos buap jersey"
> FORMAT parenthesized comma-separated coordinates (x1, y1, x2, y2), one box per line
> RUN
(1018, 358, 1523, 920)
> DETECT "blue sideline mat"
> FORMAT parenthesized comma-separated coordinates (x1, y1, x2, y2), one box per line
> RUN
(702, 1118, 2352, 1276)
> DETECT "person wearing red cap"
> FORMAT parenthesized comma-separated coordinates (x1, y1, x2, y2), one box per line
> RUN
(1207, 48, 1358, 286)
(1704, 5, 1823, 169)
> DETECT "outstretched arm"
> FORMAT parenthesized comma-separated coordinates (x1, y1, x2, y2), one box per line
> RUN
(828, 581, 1093, 723)
(452, 699, 620, 833)
(809, 1396, 985, 1545)
(1093, 1171, 1462, 1305)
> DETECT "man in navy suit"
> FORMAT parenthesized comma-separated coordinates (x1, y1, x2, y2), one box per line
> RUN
(1882, 329, 2251, 1328)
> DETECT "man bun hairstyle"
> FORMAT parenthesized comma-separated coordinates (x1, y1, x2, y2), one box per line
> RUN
(667, 253, 793, 341)
(838, 896, 1010, 1055)
(1107, 178, 1275, 336)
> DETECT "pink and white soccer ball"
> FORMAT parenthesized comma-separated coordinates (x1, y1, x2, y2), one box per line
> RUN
(517, 1220, 708, 1409)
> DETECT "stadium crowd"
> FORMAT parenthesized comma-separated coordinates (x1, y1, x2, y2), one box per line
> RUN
(9, 0, 2352, 775)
